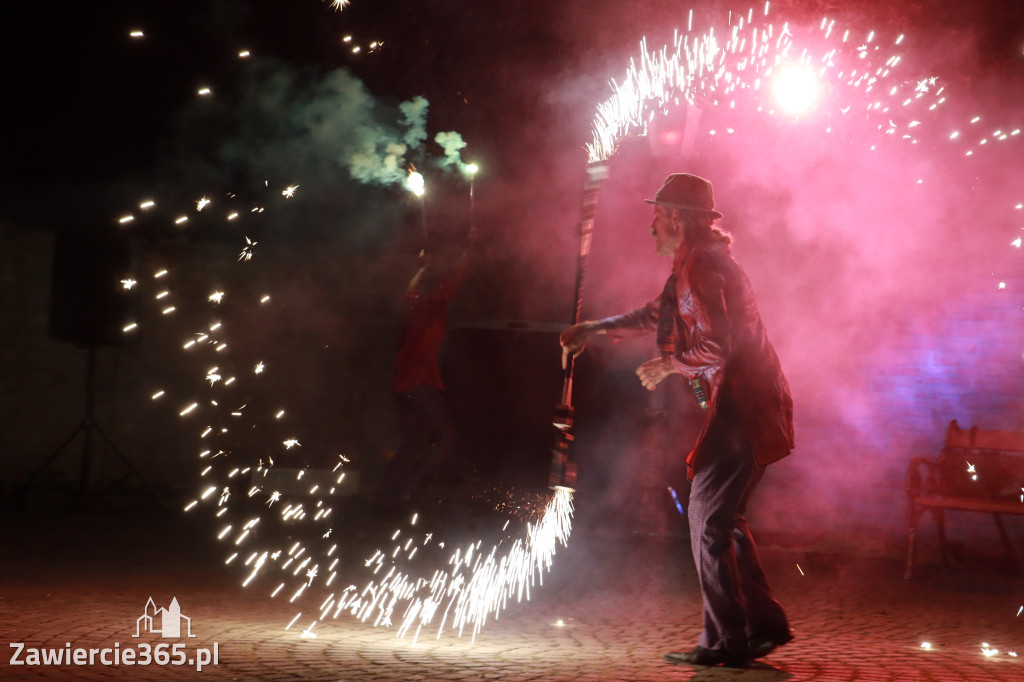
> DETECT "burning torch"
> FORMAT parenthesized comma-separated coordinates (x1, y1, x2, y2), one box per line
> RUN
(548, 162, 609, 491)
(406, 167, 427, 245)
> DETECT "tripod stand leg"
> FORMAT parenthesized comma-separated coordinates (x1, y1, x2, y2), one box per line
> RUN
(91, 422, 169, 509)
(22, 421, 89, 488)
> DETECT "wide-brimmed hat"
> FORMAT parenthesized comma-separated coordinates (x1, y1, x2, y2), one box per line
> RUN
(644, 173, 723, 218)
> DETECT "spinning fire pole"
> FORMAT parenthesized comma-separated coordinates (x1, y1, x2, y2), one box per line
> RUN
(548, 162, 609, 491)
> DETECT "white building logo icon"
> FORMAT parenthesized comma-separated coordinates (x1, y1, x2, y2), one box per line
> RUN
(133, 597, 196, 639)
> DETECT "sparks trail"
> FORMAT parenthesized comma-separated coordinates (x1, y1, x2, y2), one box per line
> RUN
(116, 174, 574, 642)
(586, 2, 1021, 346)
(585, 4, 976, 163)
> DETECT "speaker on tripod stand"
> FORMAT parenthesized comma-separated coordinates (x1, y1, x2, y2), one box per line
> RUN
(21, 227, 165, 508)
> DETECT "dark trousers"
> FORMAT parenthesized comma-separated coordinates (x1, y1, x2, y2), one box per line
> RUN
(687, 414, 790, 654)
(384, 386, 458, 495)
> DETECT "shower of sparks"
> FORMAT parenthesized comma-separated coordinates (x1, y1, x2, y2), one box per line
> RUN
(209, 291, 225, 303)
(586, 7, 961, 163)
(121, 278, 136, 289)
(134, 243, 575, 638)
(585, 2, 1021, 370)
(197, 197, 211, 211)
(291, 487, 574, 641)
(329, 0, 351, 10)
(282, 185, 299, 198)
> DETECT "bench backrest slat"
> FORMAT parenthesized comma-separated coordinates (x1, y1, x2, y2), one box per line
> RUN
(944, 420, 1024, 452)
(934, 420, 1024, 501)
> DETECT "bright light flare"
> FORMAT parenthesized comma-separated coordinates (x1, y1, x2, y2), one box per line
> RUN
(772, 62, 820, 115)
(406, 171, 425, 197)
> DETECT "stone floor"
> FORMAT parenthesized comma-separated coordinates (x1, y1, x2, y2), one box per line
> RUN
(1, 487, 1022, 681)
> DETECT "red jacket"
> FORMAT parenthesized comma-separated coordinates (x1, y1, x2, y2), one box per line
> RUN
(598, 239, 794, 477)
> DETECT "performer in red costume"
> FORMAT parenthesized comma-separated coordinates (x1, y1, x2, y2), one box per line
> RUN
(384, 226, 477, 499)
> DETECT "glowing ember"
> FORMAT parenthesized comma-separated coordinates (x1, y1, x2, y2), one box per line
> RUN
(238, 236, 257, 261)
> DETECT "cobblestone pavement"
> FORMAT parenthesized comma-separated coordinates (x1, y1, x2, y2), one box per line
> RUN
(1, 495, 1022, 682)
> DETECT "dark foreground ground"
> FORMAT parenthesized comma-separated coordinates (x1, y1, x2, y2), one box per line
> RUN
(1, 486, 1022, 682)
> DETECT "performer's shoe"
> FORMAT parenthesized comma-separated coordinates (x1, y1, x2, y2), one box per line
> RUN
(664, 646, 748, 668)
(748, 632, 794, 659)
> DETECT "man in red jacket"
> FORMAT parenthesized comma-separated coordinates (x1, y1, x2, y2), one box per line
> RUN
(560, 174, 794, 668)
(384, 226, 477, 499)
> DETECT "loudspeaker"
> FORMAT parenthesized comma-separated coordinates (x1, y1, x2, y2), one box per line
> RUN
(49, 228, 138, 348)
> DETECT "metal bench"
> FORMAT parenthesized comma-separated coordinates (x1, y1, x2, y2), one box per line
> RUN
(904, 420, 1024, 579)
